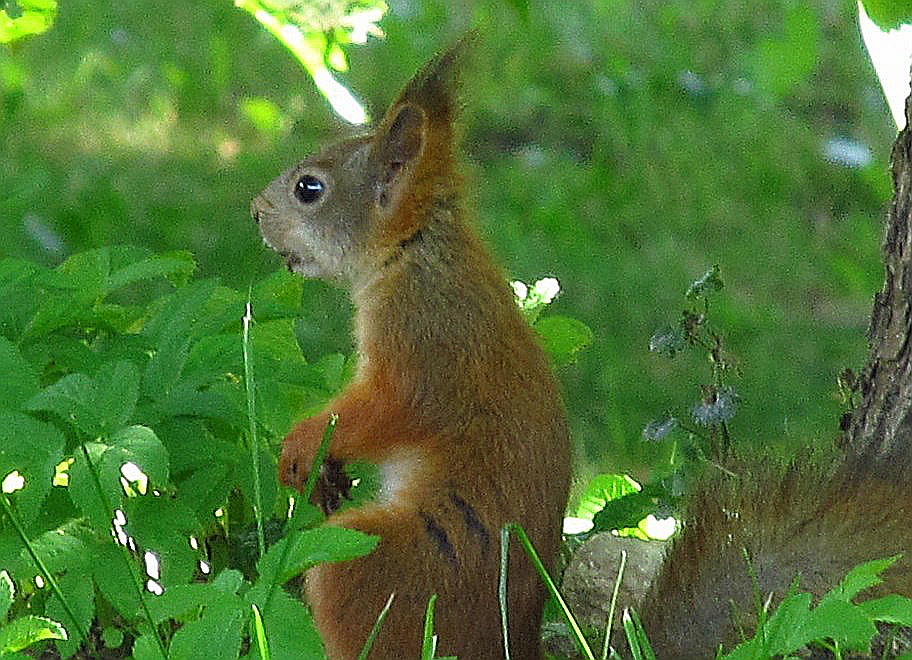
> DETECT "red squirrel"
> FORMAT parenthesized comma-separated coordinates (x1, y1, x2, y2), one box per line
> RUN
(250, 41, 571, 659)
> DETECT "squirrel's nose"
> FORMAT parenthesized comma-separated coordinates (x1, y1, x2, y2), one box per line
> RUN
(250, 194, 276, 225)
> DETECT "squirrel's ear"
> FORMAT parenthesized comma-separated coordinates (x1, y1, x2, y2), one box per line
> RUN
(372, 34, 475, 210)
(374, 103, 426, 208)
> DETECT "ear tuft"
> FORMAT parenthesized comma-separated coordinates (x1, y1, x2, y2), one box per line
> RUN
(390, 32, 476, 124)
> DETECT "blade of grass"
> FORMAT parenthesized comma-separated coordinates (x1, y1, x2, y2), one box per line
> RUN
(421, 593, 439, 660)
(501, 523, 595, 660)
(356, 592, 395, 660)
(242, 297, 266, 560)
(250, 603, 270, 660)
(499, 526, 511, 660)
(602, 549, 628, 660)
(622, 609, 656, 660)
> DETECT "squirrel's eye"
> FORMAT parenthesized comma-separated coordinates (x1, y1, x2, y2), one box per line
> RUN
(294, 175, 325, 204)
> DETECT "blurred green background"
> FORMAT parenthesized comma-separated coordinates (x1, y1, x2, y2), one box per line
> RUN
(0, 0, 896, 481)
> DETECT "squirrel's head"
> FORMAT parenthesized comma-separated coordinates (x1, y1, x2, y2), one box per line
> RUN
(251, 37, 470, 286)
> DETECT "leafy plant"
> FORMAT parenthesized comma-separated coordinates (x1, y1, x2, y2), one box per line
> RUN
(721, 556, 912, 659)
(0, 568, 66, 657)
(513, 277, 593, 367)
(0, 246, 379, 658)
(645, 265, 739, 461)
(0, 248, 583, 657)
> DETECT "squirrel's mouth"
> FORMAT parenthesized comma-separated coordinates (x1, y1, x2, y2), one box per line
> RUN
(282, 252, 321, 277)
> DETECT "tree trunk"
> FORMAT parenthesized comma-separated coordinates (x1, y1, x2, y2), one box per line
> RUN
(844, 93, 912, 481)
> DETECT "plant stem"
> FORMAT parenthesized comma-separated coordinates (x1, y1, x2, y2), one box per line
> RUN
(80, 444, 169, 660)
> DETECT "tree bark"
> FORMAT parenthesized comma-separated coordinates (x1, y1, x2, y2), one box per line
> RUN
(844, 92, 912, 480)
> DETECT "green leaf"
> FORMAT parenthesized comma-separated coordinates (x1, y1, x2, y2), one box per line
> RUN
(143, 333, 192, 403)
(858, 594, 912, 626)
(250, 270, 304, 322)
(0, 0, 57, 44)
(68, 427, 169, 528)
(13, 526, 88, 578)
(0, 259, 40, 340)
(146, 580, 235, 625)
(167, 598, 246, 660)
(622, 609, 656, 660)
(786, 598, 875, 654)
(245, 585, 324, 660)
(106, 250, 196, 293)
(54, 248, 111, 301)
(25, 373, 98, 435)
(0, 570, 13, 621)
(0, 412, 64, 521)
(91, 541, 141, 620)
(126, 496, 201, 589)
(572, 473, 641, 521)
(421, 593, 438, 660)
(256, 526, 378, 586)
(534, 315, 593, 366)
(827, 555, 899, 601)
(101, 626, 124, 650)
(592, 491, 659, 534)
(0, 614, 67, 653)
(26, 361, 141, 437)
(132, 632, 167, 660)
(861, 0, 912, 30)
(46, 568, 95, 657)
(0, 337, 39, 412)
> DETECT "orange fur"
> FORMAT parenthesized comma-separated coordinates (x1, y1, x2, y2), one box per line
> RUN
(252, 40, 570, 659)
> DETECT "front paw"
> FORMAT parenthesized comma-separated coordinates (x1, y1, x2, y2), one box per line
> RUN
(277, 425, 319, 490)
(315, 457, 353, 516)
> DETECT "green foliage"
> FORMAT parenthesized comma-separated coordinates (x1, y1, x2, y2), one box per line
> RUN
(720, 557, 912, 659)
(513, 277, 594, 367)
(860, 0, 912, 29)
(570, 474, 664, 540)
(234, 0, 386, 123)
(0, 570, 67, 655)
(0, 247, 382, 658)
(420, 594, 457, 660)
(0, 0, 56, 44)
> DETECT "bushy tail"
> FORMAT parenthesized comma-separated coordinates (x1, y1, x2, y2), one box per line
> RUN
(640, 457, 912, 658)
